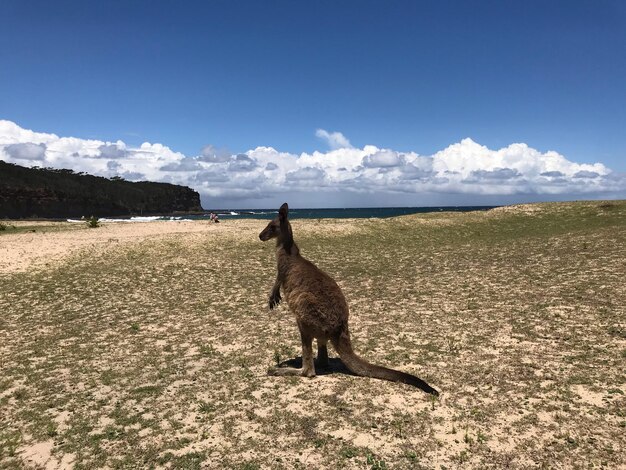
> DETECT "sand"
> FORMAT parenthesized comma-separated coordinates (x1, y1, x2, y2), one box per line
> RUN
(0, 220, 247, 274)
(1, 203, 624, 469)
(0, 217, 362, 274)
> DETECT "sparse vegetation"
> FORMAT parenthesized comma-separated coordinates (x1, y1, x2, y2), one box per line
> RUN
(86, 215, 100, 228)
(0, 200, 624, 468)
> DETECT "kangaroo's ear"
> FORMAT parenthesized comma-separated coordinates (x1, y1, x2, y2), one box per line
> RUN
(279, 203, 289, 221)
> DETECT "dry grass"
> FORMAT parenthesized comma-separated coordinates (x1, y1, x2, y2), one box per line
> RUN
(1, 200, 625, 469)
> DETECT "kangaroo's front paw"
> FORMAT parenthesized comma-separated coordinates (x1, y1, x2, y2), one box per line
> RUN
(269, 293, 281, 310)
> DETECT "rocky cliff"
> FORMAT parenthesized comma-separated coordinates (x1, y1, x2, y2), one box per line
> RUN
(0, 161, 204, 218)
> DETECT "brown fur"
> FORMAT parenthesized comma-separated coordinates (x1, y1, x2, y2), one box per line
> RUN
(259, 203, 439, 395)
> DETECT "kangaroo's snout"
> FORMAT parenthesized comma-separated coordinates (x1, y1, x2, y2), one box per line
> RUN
(259, 218, 278, 242)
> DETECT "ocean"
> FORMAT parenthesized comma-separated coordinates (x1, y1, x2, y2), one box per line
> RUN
(71, 206, 498, 223)
(214, 206, 498, 220)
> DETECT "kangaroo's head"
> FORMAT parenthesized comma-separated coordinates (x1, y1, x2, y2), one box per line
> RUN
(259, 202, 294, 254)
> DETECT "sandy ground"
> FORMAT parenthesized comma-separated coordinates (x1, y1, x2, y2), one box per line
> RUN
(0, 218, 362, 274)
(1, 203, 624, 469)
(0, 220, 252, 274)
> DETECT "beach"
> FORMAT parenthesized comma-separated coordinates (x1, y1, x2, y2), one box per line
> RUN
(0, 220, 245, 274)
(1, 201, 625, 468)
(0, 215, 372, 275)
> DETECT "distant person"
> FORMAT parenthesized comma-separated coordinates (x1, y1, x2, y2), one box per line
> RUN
(209, 212, 219, 223)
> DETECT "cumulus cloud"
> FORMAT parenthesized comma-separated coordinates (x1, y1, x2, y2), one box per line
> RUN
(4, 142, 46, 160)
(287, 167, 326, 181)
(540, 171, 565, 177)
(470, 168, 522, 180)
(362, 149, 403, 168)
(573, 170, 600, 179)
(315, 129, 353, 149)
(399, 164, 433, 181)
(1, 119, 624, 208)
(199, 144, 231, 163)
(120, 171, 146, 181)
(98, 143, 128, 159)
(160, 158, 203, 172)
(107, 160, 121, 172)
(228, 154, 258, 172)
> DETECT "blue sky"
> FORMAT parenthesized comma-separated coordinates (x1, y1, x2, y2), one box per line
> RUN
(1, 0, 625, 208)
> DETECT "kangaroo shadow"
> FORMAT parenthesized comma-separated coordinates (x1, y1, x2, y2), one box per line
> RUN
(276, 356, 358, 377)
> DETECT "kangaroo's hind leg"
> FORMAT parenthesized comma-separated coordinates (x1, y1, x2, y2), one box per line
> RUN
(316, 338, 329, 369)
(267, 329, 316, 378)
(300, 329, 316, 377)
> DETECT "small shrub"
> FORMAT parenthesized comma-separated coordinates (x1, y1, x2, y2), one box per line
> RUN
(46, 423, 58, 437)
(455, 450, 469, 464)
(0, 430, 21, 458)
(86, 216, 100, 228)
(366, 452, 387, 470)
(199, 343, 215, 356)
(313, 437, 327, 448)
(198, 401, 215, 414)
(0, 222, 7, 231)
(273, 349, 281, 366)
(341, 446, 358, 459)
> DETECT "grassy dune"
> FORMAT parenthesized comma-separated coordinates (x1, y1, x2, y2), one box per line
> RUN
(1, 201, 625, 469)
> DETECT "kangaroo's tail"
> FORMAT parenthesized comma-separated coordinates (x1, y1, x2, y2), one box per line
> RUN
(331, 330, 439, 396)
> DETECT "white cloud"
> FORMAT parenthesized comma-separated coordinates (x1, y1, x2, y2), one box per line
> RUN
(363, 149, 403, 168)
(287, 167, 326, 181)
(0, 119, 59, 144)
(199, 144, 231, 162)
(4, 142, 46, 160)
(228, 154, 258, 172)
(160, 158, 203, 172)
(315, 128, 353, 149)
(1, 120, 624, 208)
(98, 143, 128, 159)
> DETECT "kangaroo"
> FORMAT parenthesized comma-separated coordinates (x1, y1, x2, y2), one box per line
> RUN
(259, 203, 439, 395)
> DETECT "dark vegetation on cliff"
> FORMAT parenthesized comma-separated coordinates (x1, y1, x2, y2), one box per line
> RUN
(0, 161, 204, 218)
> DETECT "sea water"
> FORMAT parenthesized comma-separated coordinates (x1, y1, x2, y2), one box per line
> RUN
(67, 206, 497, 223)
(219, 206, 497, 220)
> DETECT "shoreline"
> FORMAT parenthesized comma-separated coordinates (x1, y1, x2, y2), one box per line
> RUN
(0, 204, 504, 223)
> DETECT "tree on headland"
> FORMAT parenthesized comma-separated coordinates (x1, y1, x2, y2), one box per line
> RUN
(0, 161, 204, 218)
